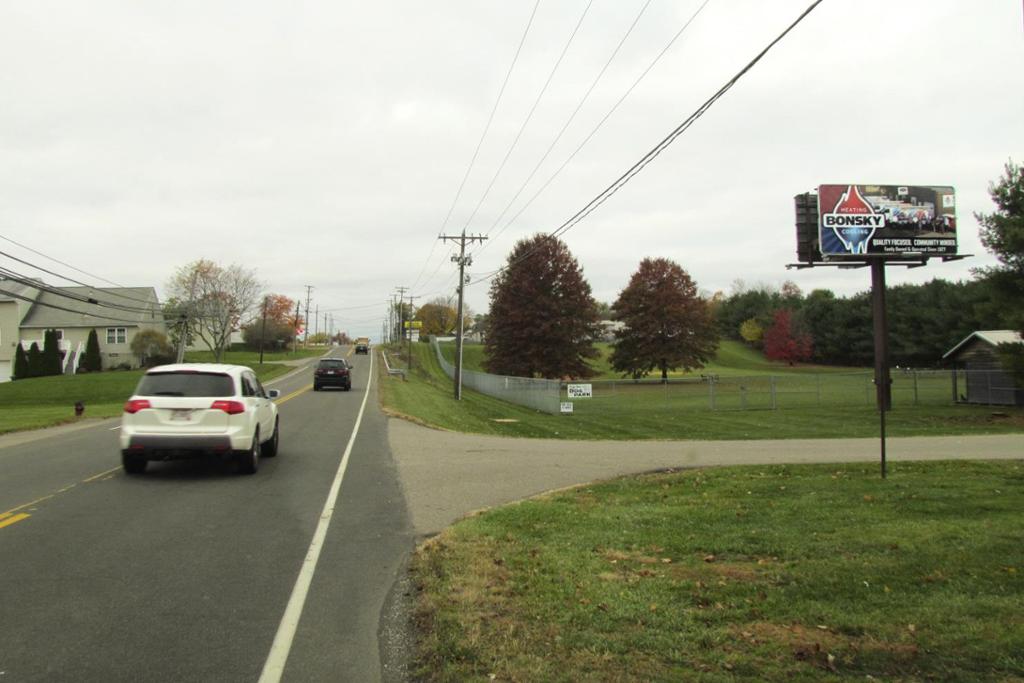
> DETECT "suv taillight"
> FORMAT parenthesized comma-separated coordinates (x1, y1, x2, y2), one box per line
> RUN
(123, 399, 152, 414)
(210, 400, 246, 415)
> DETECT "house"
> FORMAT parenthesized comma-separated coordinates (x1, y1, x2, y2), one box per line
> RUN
(942, 330, 1024, 406)
(600, 320, 625, 342)
(0, 279, 165, 381)
(0, 280, 41, 382)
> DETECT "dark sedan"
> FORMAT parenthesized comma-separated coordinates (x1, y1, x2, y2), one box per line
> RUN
(313, 358, 352, 391)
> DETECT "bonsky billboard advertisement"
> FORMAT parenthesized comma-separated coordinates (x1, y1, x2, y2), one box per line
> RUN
(818, 184, 957, 258)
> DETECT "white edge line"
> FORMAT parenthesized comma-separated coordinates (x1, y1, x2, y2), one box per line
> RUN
(258, 351, 374, 683)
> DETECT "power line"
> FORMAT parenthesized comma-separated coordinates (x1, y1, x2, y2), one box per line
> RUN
(0, 266, 163, 316)
(434, 0, 542, 239)
(409, 0, 542, 294)
(0, 232, 131, 289)
(0, 246, 164, 307)
(414, 244, 457, 298)
(316, 301, 394, 313)
(0, 286, 160, 325)
(474, 0, 714, 261)
(458, 0, 594, 235)
(473, 0, 657, 257)
(470, 0, 827, 286)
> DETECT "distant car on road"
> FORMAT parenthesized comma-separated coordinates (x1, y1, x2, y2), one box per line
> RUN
(119, 364, 280, 475)
(355, 337, 370, 354)
(313, 358, 352, 391)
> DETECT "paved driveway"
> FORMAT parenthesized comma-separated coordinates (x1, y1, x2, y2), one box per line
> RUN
(388, 419, 1023, 536)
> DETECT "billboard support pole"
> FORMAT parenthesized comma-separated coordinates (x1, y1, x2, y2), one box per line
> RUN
(870, 259, 892, 479)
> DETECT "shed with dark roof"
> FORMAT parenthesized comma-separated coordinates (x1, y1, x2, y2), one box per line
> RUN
(943, 330, 1023, 406)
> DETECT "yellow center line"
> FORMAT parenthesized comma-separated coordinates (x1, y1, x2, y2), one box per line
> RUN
(0, 513, 30, 529)
(275, 385, 312, 405)
(2, 494, 55, 518)
(2, 464, 124, 531)
(83, 466, 121, 483)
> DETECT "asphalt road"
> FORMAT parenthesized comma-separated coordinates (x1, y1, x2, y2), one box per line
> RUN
(0, 348, 414, 682)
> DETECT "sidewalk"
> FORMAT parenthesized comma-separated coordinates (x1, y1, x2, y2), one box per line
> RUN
(387, 418, 1023, 536)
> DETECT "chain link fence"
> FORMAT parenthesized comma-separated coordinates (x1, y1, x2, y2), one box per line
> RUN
(556, 369, 1020, 419)
(431, 337, 561, 414)
(431, 336, 1020, 416)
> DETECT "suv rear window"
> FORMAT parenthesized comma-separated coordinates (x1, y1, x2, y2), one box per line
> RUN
(318, 360, 347, 369)
(135, 372, 235, 397)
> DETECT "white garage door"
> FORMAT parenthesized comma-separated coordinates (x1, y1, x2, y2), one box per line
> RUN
(0, 360, 11, 383)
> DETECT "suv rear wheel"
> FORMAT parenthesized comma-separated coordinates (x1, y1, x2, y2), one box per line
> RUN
(263, 418, 280, 457)
(236, 429, 260, 474)
(122, 452, 147, 474)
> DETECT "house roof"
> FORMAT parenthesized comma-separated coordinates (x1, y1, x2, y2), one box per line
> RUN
(18, 286, 164, 329)
(0, 279, 41, 303)
(942, 330, 1023, 360)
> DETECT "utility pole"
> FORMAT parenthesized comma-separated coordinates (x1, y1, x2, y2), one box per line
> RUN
(441, 232, 487, 400)
(390, 295, 398, 344)
(258, 295, 268, 365)
(303, 285, 314, 348)
(176, 268, 201, 363)
(401, 292, 413, 368)
(395, 286, 409, 367)
(314, 304, 319, 342)
(293, 299, 301, 355)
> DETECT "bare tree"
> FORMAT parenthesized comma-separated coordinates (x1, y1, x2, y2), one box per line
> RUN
(166, 259, 262, 361)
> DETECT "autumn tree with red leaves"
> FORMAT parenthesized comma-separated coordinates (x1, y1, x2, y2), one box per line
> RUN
(484, 234, 601, 378)
(610, 258, 717, 381)
(763, 309, 813, 365)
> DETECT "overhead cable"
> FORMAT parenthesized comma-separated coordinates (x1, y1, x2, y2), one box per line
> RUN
(473, 0, 656, 256)
(475, 0, 714, 260)
(470, 0, 827, 285)
(458, 0, 594, 234)
(434, 0, 541, 238)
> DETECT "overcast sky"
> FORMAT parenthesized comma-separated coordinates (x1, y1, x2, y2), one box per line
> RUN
(2, 0, 1022, 339)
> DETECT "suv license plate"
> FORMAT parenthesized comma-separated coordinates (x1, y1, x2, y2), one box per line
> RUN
(170, 409, 192, 421)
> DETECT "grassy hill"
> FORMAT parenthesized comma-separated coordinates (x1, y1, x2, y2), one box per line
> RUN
(444, 340, 862, 379)
(378, 341, 1024, 440)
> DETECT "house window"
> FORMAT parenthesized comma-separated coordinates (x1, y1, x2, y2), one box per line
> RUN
(106, 328, 127, 344)
(54, 329, 64, 341)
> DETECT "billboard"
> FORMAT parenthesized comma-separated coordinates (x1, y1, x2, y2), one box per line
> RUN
(818, 184, 956, 258)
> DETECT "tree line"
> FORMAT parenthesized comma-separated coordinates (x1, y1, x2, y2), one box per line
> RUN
(714, 277, 1000, 367)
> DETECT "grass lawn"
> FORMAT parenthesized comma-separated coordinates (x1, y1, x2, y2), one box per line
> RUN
(412, 460, 1024, 681)
(378, 343, 1024, 440)
(0, 361, 296, 435)
(183, 346, 327, 364)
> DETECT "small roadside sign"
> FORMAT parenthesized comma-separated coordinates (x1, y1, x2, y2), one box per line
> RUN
(560, 402, 574, 415)
(567, 384, 592, 398)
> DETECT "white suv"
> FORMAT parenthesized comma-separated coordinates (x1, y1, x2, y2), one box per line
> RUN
(120, 364, 281, 475)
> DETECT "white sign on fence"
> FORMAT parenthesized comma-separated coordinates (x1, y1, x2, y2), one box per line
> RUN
(567, 383, 593, 398)
(560, 402, 574, 414)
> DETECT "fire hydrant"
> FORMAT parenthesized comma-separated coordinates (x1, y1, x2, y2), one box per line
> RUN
(74, 401, 85, 417)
